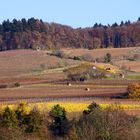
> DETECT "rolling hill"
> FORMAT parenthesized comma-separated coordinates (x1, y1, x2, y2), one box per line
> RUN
(0, 18, 140, 51)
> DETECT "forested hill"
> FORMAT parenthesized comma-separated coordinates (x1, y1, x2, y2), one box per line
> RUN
(0, 18, 140, 51)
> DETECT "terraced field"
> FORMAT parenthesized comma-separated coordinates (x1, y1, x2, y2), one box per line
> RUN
(0, 49, 139, 116)
(0, 83, 126, 100)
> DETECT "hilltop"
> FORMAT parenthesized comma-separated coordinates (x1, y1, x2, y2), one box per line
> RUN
(0, 18, 140, 51)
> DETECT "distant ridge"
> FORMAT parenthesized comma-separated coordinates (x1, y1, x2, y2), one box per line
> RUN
(0, 18, 140, 51)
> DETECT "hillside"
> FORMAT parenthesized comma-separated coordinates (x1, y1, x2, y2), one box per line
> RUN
(0, 18, 140, 51)
(0, 49, 80, 78)
(0, 47, 139, 85)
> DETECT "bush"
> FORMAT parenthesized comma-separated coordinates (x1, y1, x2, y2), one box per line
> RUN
(73, 56, 81, 60)
(24, 107, 43, 133)
(1, 107, 19, 129)
(83, 101, 100, 114)
(127, 83, 140, 99)
(68, 73, 90, 82)
(80, 73, 90, 81)
(104, 53, 112, 63)
(14, 82, 20, 87)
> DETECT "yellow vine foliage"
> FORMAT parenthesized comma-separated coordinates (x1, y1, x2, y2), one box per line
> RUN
(0, 102, 140, 113)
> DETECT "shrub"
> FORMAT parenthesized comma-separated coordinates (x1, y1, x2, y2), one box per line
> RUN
(104, 53, 112, 63)
(127, 83, 140, 99)
(1, 107, 18, 129)
(83, 101, 100, 114)
(68, 73, 90, 82)
(80, 73, 90, 81)
(14, 82, 20, 87)
(73, 56, 81, 60)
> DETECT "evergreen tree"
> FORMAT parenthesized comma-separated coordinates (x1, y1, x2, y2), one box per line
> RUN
(104, 53, 112, 63)
(2, 19, 12, 32)
(103, 31, 109, 48)
(0, 25, 3, 34)
(113, 32, 121, 48)
(49, 104, 70, 136)
(112, 22, 118, 27)
(120, 21, 124, 26)
(93, 23, 98, 28)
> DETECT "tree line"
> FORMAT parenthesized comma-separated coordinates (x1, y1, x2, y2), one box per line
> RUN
(0, 102, 138, 140)
(0, 17, 140, 51)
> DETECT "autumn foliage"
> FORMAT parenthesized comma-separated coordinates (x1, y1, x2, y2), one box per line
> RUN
(127, 83, 140, 99)
(0, 18, 140, 51)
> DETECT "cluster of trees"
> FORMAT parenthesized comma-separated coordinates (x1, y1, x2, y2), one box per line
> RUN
(0, 102, 138, 140)
(65, 63, 107, 81)
(0, 103, 69, 139)
(0, 18, 140, 51)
